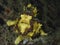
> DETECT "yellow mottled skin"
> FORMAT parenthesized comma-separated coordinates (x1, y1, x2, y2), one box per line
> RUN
(6, 14, 47, 45)
(6, 4, 47, 45)
(27, 4, 32, 8)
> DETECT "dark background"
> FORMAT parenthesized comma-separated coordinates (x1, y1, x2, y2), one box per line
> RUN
(0, 0, 60, 45)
